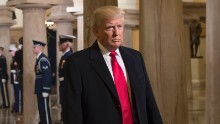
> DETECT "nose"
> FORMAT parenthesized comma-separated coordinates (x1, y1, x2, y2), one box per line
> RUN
(113, 26, 119, 35)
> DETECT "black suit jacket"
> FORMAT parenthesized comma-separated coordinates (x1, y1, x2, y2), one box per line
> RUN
(63, 41, 163, 124)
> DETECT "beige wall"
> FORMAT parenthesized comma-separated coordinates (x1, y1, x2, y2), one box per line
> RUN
(132, 28, 139, 50)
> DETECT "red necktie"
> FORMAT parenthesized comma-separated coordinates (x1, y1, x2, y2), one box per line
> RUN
(110, 51, 133, 124)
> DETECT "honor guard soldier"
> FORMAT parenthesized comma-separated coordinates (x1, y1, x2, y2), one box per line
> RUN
(9, 44, 21, 113)
(58, 34, 75, 120)
(0, 46, 10, 108)
(15, 37, 23, 112)
(33, 40, 52, 124)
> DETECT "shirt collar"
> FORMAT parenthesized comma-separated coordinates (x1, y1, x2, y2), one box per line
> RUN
(97, 41, 121, 57)
(63, 48, 70, 55)
(36, 52, 42, 59)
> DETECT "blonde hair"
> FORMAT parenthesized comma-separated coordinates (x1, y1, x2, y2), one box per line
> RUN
(93, 6, 125, 28)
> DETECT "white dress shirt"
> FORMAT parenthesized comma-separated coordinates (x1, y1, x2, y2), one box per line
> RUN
(97, 41, 132, 104)
(97, 41, 128, 82)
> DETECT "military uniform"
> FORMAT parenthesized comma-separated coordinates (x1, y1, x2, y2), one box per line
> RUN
(14, 48, 23, 112)
(58, 34, 75, 120)
(9, 44, 21, 113)
(34, 40, 52, 124)
(14, 37, 24, 112)
(0, 53, 10, 108)
(10, 56, 21, 112)
(59, 50, 72, 104)
(15, 47, 23, 89)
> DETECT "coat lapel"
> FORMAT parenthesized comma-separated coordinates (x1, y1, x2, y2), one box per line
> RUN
(119, 47, 137, 97)
(89, 42, 120, 102)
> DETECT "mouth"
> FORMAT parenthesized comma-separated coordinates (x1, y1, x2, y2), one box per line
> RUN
(112, 39, 121, 42)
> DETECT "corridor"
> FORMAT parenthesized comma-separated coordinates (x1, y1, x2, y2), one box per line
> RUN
(0, 81, 205, 124)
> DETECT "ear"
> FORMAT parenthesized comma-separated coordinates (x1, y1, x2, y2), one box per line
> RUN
(65, 42, 69, 47)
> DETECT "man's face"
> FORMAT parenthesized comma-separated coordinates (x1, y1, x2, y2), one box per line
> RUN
(33, 46, 42, 54)
(9, 51, 16, 57)
(59, 42, 68, 52)
(94, 18, 124, 51)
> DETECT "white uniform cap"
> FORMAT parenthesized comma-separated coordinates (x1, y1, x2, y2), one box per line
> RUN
(59, 34, 76, 39)
(59, 34, 76, 44)
(9, 44, 17, 51)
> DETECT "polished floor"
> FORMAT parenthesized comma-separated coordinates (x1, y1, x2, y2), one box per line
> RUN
(0, 82, 205, 124)
(188, 82, 205, 124)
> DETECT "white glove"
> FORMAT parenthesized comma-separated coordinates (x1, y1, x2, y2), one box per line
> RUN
(42, 92, 49, 98)
(14, 81, 19, 84)
(1, 79, 6, 83)
(13, 74, 16, 80)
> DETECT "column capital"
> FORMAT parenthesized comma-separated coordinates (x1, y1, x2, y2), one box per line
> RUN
(6, 0, 65, 6)
(47, 5, 76, 23)
(0, 6, 16, 26)
(123, 9, 139, 27)
(15, 3, 51, 11)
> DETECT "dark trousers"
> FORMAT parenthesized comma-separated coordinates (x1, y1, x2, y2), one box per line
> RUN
(0, 80, 10, 108)
(18, 74, 23, 113)
(12, 83, 21, 112)
(59, 83, 64, 120)
(37, 94, 51, 124)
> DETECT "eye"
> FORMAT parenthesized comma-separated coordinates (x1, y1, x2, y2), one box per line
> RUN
(117, 25, 123, 28)
(106, 26, 114, 31)
(117, 25, 123, 29)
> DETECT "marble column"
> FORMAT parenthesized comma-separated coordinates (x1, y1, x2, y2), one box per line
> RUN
(139, 1, 188, 124)
(206, 0, 220, 123)
(66, 1, 83, 51)
(83, 0, 117, 48)
(16, 4, 51, 124)
(74, 12, 84, 51)
(0, 6, 16, 105)
(183, 21, 193, 99)
(0, 6, 16, 63)
(123, 9, 139, 48)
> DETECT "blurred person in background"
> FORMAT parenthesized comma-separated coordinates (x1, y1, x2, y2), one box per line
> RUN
(0, 46, 10, 109)
(33, 40, 52, 124)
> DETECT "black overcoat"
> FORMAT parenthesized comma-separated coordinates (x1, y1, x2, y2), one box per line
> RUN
(63, 41, 163, 124)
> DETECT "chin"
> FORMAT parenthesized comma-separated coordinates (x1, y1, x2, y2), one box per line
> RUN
(114, 43, 122, 48)
(111, 45, 121, 50)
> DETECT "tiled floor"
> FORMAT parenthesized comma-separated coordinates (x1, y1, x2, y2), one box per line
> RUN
(0, 109, 20, 124)
(188, 82, 205, 124)
(0, 109, 62, 124)
(0, 82, 205, 124)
